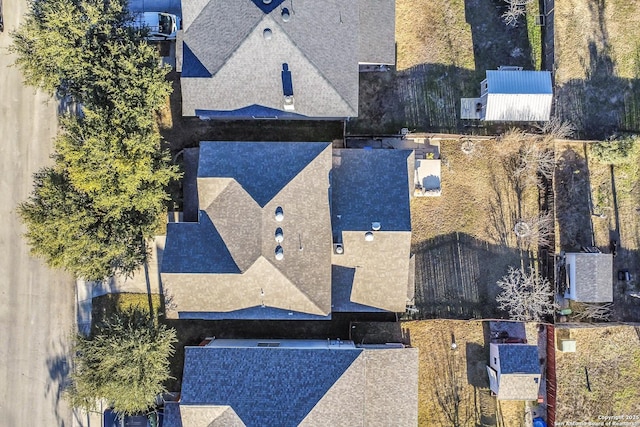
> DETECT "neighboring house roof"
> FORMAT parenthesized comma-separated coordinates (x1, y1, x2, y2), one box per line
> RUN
(180, 0, 395, 118)
(358, 0, 396, 65)
(161, 143, 413, 319)
(483, 70, 553, 121)
(566, 252, 613, 302)
(331, 149, 414, 312)
(162, 142, 333, 319)
(164, 340, 418, 427)
(497, 344, 539, 374)
(494, 344, 541, 400)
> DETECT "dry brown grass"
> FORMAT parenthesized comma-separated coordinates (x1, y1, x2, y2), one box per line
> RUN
(554, 0, 640, 135)
(395, 0, 475, 71)
(403, 320, 528, 427)
(555, 0, 640, 83)
(412, 139, 542, 249)
(555, 324, 640, 422)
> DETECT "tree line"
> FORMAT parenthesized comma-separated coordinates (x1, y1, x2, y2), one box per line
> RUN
(11, 0, 179, 416)
(11, 0, 179, 281)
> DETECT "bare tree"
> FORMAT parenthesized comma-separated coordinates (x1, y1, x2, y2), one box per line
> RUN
(514, 212, 553, 248)
(537, 117, 575, 141)
(569, 302, 612, 321)
(497, 266, 555, 321)
(502, 2, 526, 26)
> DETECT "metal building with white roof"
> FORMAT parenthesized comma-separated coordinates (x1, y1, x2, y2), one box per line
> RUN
(461, 69, 553, 121)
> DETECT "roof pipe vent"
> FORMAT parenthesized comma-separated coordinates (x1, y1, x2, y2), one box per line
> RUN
(275, 246, 284, 261)
(281, 8, 290, 22)
(263, 0, 272, 4)
(365, 232, 374, 242)
(275, 228, 284, 243)
(263, 28, 272, 40)
(275, 206, 284, 222)
(371, 222, 381, 231)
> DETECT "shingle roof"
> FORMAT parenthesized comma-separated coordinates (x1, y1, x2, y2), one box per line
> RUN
(180, 346, 362, 427)
(358, 0, 396, 65)
(331, 149, 412, 232)
(498, 344, 539, 374)
(198, 142, 329, 207)
(569, 252, 613, 302)
(173, 343, 419, 427)
(162, 212, 240, 274)
(161, 142, 333, 319)
(331, 149, 413, 312)
(181, 0, 362, 118)
(498, 374, 540, 401)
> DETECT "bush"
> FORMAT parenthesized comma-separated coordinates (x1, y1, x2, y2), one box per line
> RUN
(590, 136, 638, 164)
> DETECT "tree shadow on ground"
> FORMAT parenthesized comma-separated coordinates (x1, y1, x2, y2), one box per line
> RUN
(554, 145, 594, 250)
(554, 1, 640, 139)
(45, 338, 72, 427)
(413, 233, 526, 319)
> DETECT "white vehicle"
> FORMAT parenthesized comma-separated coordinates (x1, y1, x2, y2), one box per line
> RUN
(134, 12, 180, 41)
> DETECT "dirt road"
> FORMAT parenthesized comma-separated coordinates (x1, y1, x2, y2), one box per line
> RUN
(0, 3, 75, 426)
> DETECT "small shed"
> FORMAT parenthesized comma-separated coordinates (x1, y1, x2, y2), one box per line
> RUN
(461, 70, 552, 121)
(564, 252, 613, 303)
(487, 343, 541, 400)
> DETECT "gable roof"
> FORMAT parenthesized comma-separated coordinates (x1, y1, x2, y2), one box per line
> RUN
(486, 70, 553, 94)
(181, 0, 362, 118)
(497, 344, 539, 374)
(161, 142, 333, 319)
(483, 70, 553, 121)
(166, 341, 418, 427)
(567, 252, 613, 302)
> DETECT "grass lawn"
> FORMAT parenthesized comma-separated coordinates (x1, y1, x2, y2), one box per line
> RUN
(411, 138, 541, 318)
(403, 320, 532, 427)
(525, 3, 543, 70)
(91, 293, 163, 328)
(555, 324, 640, 422)
(554, 0, 640, 137)
(350, 0, 536, 134)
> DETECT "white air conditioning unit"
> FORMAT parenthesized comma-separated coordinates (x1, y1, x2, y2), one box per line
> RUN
(333, 243, 344, 255)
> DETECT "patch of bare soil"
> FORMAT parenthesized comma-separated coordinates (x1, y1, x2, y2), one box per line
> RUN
(555, 324, 640, 423)
(403, 320, 529, 427)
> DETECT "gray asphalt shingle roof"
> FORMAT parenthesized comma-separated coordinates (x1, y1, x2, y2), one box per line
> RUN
(165, 343, 418, 427)
(569, 252, 613, 302)
(181, 0, 360, 118)
(498, 344, 539, 374)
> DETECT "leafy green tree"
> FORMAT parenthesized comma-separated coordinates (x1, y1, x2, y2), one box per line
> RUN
(591, 136, 638, 164)
(18, 167, 157, 280)
(67, 307, 177, 415)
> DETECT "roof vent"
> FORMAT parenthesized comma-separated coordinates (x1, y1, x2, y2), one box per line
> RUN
(275, 228, 284, 243)
(371, 222, 381, 231)
(275, 245, 284, 260)
(281, 7, 290, 22)
(365, 231, 374, 242)
(263, 28, 272, 40)
(333, 243, 344, 255)
(263, 0, 272, 4)
(275, 206, 284, 222)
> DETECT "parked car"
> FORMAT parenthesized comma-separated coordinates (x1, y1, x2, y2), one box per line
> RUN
(133, 12, 180, 41)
